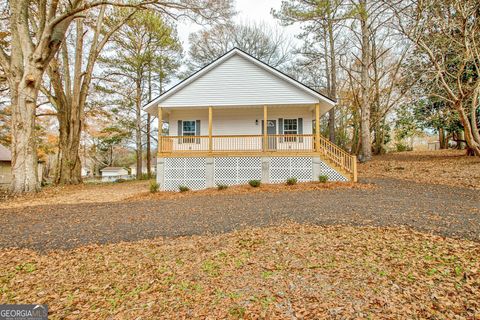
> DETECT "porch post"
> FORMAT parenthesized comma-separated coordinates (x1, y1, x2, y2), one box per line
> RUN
(208, 106, 213, 152)
(263, 105, 268, 151)
(315, 103, 320, 152)
(158, 106, 163, 153)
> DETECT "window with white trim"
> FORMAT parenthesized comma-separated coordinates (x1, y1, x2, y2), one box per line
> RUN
(284, 118, 297, 142)
(182, 120, 196, 143)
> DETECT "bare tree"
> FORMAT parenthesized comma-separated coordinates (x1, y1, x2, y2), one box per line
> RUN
(188, 22, 292, 70)
(0, 0, 233, 193)
(42, 6, 136, 185)
(391, 0, 480, 156)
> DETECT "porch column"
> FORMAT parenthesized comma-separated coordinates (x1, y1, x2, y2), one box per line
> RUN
(158, 106, 163, 154)
(315, 103, 320, 152)
(208, 106, 213, 152)
(263, 105, 268, 151)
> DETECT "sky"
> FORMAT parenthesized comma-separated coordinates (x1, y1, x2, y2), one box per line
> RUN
(176, 0, 302, 52)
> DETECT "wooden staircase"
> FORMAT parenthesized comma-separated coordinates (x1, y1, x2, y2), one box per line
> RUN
(317, 135, 358, 182)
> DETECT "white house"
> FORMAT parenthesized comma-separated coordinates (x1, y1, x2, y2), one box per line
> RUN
(100, 167, 129, 182)
(145, 48, 357, 191)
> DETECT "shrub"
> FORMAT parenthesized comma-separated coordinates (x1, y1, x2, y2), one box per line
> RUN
(178, 185, 190, 192)
(248, 180, 261, 188)
(395, 143, 412, 152)
(149, 181, 159, 193)
(286, 177, 297, 185)
(115, 178, 126, 183)
(318, 175, 328, 183)
(217, 183, 228, 190)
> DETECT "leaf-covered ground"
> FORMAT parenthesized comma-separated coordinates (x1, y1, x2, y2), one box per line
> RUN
(1, 224, 479, 319)
(0, 180, 150, 210)
(359, 150, 480, 189)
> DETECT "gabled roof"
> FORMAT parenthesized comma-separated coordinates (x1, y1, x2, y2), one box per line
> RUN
(144, 48, 335, 114)
(0, 144, 11, 161)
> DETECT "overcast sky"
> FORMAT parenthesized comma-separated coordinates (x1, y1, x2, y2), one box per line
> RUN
(176, 0, 302, 52)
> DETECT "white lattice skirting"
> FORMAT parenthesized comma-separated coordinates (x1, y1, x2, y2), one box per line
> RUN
(159, 156, 348, 191)
(214, 157, 262, 186)
(163, 157, 207, 190)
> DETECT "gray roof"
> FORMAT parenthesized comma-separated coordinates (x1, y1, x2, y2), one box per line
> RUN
(0, 144, 11, 161)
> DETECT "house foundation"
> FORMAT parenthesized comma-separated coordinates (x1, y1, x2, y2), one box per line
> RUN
(157, 156, 348, 191)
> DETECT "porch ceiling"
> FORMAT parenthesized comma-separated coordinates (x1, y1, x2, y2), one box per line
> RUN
(148, 102, 332, 118)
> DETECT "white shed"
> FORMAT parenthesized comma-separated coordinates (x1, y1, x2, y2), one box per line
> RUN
(100, 167, 129, 182)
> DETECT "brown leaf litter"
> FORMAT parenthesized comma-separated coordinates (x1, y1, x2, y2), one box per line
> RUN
(1, 224, 478, 319)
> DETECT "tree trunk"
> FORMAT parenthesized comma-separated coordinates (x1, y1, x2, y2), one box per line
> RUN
(55, 115, 83, 184)
(146, 114, 151, 178)
(54, 20, 84, 185)
(438, 127, 446, 149)
(470, 85, 480, 145)
(135, 78, 143, 180)
(457, 131, 465, 149)
(146, 68, 152, 178)
(10, 79, 40, 193)
(371, 36, 384, 155)
(328, 19, 336, 143)
(456, 101, 480, 156)
(359, 0, 372, 161)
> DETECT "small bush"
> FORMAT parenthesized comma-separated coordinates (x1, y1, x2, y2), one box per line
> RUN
(115, 178, 126, 183)
(248, 180, 261, 188)
(318, 175, 328, 183)
(217, 183, 228, 190)
(149, 181, 159, 193)
(395, 143, 412, 152)
(286, 177, 297, 185)
(178, 185, 190, 192)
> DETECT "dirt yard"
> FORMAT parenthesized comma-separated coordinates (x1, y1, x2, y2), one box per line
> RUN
(0, 150, 476, 211)
(1, 224, 478, 319)
(1, 150, 479, 319)
(359, 149, 480, 189)
(0, 180, 150, 209)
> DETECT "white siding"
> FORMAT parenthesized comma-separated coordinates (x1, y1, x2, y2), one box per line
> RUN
(161, 54, 318, 107)
(168, 106, 314, 136)
(166, 107, 315, 152)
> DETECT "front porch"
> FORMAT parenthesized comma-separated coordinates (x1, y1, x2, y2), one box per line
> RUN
(157, 105, 357, 182)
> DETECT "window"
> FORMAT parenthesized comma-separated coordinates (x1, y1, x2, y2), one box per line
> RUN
(283, 119, 297, 142)
(182, 120, 196, 143)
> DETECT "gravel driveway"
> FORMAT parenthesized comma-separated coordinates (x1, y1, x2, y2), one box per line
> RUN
(1, 178, 479, 251)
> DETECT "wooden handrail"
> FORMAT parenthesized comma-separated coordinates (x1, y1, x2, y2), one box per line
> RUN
(317, 135, 357, 181)
(158, 134, 357, 181)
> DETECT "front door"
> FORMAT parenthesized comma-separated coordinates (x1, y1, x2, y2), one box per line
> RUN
(262, 120, 277, 150)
